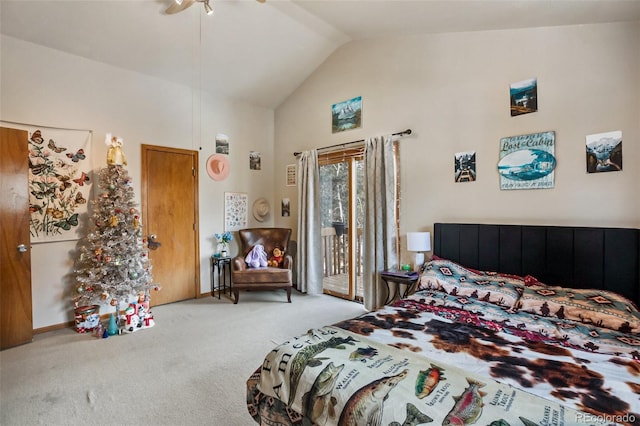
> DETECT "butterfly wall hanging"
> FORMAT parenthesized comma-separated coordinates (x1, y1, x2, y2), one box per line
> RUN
(26, 128, 92, 243)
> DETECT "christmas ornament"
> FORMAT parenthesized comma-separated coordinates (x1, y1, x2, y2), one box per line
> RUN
(107, 313, 118, 335)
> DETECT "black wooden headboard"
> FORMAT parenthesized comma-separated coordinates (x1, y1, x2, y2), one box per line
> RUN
(433, 223, 640, 307)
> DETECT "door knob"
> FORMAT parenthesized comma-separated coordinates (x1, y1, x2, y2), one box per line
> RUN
(147, 235, 161, 250)
(17, 244, 28, 253)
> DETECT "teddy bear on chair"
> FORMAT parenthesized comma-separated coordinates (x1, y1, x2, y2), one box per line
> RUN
(267, 247, 284, 268)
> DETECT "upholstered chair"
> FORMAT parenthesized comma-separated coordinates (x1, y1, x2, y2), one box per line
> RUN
(231, 228, 293, 304)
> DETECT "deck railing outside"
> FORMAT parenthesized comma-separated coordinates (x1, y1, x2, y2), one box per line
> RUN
(321, 227, 363, 296)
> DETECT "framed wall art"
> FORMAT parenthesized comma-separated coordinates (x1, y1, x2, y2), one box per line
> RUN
(286, 164, 297, 186)
(454, 151, 476, 182)
(224, 192, 248, 231)
(586, 130, 622, 173)
(510, 78, 538, 117)
(332, 96, 362, 133)
(249, 151, 261, 170)
(215, 133, 229, 155)
(281, 198, 291, 217)
(498, 131, 556, 190)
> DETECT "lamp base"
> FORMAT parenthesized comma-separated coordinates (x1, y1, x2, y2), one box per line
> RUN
(414, 252, 425, 272)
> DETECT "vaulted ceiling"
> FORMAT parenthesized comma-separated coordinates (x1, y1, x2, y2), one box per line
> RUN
(2, 0, 640, 109)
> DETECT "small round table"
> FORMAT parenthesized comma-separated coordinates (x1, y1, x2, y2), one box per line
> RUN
(211, 255, 232, 299)
(379, 270, 419, 304)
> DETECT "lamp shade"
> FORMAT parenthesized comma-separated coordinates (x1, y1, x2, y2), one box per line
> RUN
(407, 232, 431, 252)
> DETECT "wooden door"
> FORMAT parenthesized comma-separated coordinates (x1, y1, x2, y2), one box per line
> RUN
(141, 145, 199, 306)
(1, 127, 33, 349)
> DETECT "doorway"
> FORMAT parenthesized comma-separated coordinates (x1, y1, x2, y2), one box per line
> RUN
(141, 145, 199, 306)
(1, 127, 33, 349)
(319, 149, 364, 301)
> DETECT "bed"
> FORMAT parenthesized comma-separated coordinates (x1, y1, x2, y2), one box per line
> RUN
(246, 223, 640, 425)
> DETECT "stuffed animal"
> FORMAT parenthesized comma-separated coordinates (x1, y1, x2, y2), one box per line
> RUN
(268, 247, 284, 268)
(245, 244, 268, 268)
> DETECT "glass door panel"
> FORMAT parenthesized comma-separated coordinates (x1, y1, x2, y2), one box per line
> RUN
(319, 153, 364, 301)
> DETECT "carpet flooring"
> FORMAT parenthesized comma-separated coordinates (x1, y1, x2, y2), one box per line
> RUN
(0, 289, 366, 426)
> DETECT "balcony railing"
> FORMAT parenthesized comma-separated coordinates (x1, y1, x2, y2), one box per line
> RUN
(321, 226, 363, 297)
(321, 226, 363, 276)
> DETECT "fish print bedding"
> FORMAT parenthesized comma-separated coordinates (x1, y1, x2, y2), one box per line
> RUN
(246, 260, 640, 425)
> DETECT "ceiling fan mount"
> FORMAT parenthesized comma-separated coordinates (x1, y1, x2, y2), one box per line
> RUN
(165, 0, 265, 16)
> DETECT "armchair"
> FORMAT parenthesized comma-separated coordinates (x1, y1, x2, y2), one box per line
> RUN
(231, 228, 293, 304)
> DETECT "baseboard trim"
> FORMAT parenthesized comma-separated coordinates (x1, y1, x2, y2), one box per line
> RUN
(34, 321, 75, 335)
(34, 294, 230, 334)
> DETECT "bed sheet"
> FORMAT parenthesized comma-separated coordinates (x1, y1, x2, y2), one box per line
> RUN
(247, 290, 639, 425)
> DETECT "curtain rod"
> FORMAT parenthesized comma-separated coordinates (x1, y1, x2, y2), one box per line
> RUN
(293, 128, 412, 157)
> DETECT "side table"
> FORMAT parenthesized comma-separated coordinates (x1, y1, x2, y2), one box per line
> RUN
(211, 255, 232, 299)
(379, 270, 419, 304)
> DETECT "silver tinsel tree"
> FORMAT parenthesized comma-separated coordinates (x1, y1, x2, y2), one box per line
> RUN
(73, 135, 156, 311)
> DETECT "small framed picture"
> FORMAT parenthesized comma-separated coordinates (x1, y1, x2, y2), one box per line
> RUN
(281, 198, 290, 217)
(286, 164, 296, 186)
(586, 130, 622, 173)
(510, 78, 538, 117)
(249, 151, 261, 170)
(332, 96, 362, 133)
(454, 151, 476, 182)
(215, 134, 229, 154)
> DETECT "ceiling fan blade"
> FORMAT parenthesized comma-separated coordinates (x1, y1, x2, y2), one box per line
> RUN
(165, 0, 196, 15)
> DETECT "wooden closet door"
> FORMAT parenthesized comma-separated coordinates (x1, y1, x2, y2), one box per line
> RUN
(141, 145, 199, 306)
(1, 127, 33, 349)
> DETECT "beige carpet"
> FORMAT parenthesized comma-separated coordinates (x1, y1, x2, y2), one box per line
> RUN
(0, 289, 366, 426)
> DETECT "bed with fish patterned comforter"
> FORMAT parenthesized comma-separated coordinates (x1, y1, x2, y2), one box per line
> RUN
(246, 288, 639, 426)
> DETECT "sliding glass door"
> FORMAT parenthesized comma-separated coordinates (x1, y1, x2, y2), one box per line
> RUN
(319, 149, 364, 301)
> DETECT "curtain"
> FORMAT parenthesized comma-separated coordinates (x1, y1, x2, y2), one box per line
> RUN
(296, 150, 323, 294)
(362, 135, 398, 311)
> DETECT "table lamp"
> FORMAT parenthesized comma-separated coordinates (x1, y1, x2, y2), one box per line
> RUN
(407, 231, 431, 271)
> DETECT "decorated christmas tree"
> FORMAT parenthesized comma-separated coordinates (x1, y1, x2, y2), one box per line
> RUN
(73, 134, 158, 333)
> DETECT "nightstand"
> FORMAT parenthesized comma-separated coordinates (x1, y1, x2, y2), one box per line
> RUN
(211, 255, 232, 299)
(380, 270, 419, 304)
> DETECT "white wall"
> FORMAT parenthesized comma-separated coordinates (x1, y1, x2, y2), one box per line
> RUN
(274, 21, 640, 264)
(3, 20, 640, 329)
(1, 35, 275, 329)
